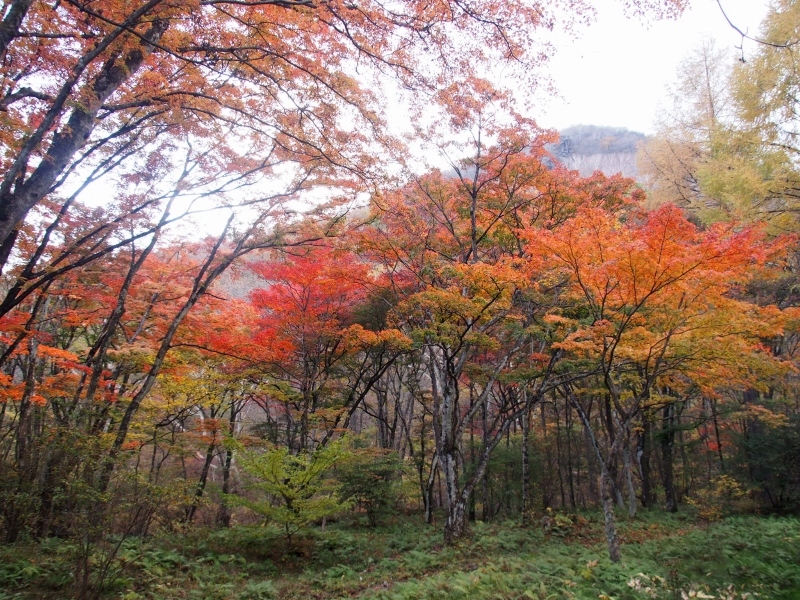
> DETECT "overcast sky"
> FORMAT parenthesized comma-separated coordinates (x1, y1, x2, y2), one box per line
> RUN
(539, 0, 770, 134)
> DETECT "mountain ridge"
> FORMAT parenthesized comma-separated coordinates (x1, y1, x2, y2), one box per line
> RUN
(552, 124, 645, 179)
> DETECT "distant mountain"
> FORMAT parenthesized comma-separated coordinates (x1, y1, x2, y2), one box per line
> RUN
(551, 125, 646, 179)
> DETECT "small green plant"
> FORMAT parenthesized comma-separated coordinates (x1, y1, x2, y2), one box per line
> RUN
(225, 439, 351, 545)
(540, 508, 576, 538)
(338, 448, 403, 526)
(240, 580, 278, 599)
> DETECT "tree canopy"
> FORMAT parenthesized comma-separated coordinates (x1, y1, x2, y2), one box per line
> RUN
(5, 3, 800, 593)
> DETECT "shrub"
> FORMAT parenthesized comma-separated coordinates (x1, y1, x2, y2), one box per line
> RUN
(225, 439, 350, 545)
(338, 449, 403, 526)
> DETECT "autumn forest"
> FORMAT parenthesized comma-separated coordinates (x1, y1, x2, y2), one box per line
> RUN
(1, 1, 799, 599)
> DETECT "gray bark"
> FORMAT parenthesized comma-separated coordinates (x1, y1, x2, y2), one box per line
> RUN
(623, 444, 637, 518)
(521, 408, 530, 524)
(638, 412, 654, 507)
(0, 0, 33, 58)
(661, 403, 678, 513)
(0, 14, 168, 262)
(600, 465, 621, 562)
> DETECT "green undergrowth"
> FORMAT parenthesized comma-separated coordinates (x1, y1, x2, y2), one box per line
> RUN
(0, 512, 798, 599)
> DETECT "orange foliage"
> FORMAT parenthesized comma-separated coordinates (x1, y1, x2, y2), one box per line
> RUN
(525, 203, 785, 396)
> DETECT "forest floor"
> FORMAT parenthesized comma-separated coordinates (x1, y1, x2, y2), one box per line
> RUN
(1, 510, 799, 599)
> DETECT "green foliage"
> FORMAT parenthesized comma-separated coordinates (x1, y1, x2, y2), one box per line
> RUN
(478, 436, 525, 518)
(337, 448, 403, 526)
(0, 538, 74, 596)
(734, 0, 800, 162)
(358, 515, 800, 600)
(541, 508, 581, 539)
(0, 513, 798, 599)
(239, 580, 279, 600)
(737, 414, 800, 510)
(640, 14, 800, 230)
(225, 439, 351, 543)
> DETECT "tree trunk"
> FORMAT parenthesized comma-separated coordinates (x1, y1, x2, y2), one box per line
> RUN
(441, 449, 467, 542)
(661, 403, 678, 513)
(0, 18, 170, 261)
(601, 395, 625, 509)
(217, 446, 234, 527)
(677, 410, 691, 501)
(554, 401, 566, 508)
(217, 405, 238, 528)
(540, 401, 553, 509)
(469, 414, 476, 522)
(600, 464, 621, 562)
(481, 395, 490, 521)
(0, 0, 34, 59)
(424, 454, 438, 525)
(565, 400, 576, 511)
(443, 492, 469, 544)
(638, 412, 654, 507)
(185, 439, 217, 523)
(569, 387, 623, 562)
(584, 421, 598, 505)
(623, 443, 637, 518)
(521, 408, 530, 524)
(710, 399, 725, 471)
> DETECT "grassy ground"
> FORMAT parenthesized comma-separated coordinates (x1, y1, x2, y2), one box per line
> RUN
(1, 510, 799, 599)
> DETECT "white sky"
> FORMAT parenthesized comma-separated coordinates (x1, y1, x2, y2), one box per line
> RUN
(539, 0, 770, 134)
(74, 0, 774, 238)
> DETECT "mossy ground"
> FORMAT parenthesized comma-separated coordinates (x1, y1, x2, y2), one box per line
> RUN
(1, 511, 798, 599)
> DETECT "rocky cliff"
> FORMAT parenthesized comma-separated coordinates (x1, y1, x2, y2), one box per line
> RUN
(552, 125, 645, 179)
